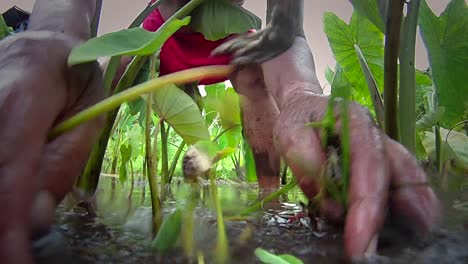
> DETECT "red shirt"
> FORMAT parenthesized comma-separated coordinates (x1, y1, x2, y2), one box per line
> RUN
(143, 8, 235, 85)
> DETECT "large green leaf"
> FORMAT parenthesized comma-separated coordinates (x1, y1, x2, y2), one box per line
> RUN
(418, 0, 468, 127)
(416, 106, 445, 131)
(68, 17, 190, 65)
(204, 84, 241, 129)
(348, 0, 386, 33)
(191, 0, 261, 41)
(422, 128, 468, 172)
(152, 84, 210, 144)
(324, 11, 384, 107)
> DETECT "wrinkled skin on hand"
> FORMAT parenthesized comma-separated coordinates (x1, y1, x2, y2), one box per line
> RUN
(221, 19, 441, 260)
(274, 89, 440, 260)
(0, 1, 103, 263)
(212, 0, 440, 260)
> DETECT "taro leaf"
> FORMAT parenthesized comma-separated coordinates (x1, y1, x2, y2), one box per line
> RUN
(324, 11, 384, 108)
(192, 140, 219, 161)
(330, 64, 352, 98)
(119, 144, 132, 184)
(254, 248, 304, 264)
(203, 83, 226, 126)
(219, 127, 242, 149)
(152, 209, 183, 252)
(191, 140, 236, 164)
(416, 70, 433, 88)
(416, 106, 445, 131)
(418, 0, 468, 127)
(214, 147, 237, 163)
(127, 97, 147, 126)
(204, 84, 241, 129)
(191, 0, 261, 41)
(422, 128, 468, 171)
(152, 84, 210, 144)
(127, 123, 144, 157)
(415, 71, 434, 116)
(68, 17, 190, 65)
(348, 0, 386, 33)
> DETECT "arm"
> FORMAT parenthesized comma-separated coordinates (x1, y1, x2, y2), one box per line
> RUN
(266, 0, 304, 37)
(28, 0, 97, 40)
(0, 1, 102, 263)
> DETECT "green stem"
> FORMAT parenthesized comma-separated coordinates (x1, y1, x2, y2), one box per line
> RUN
(445, 120, 468, 142)
(399, 0, 420, 154)
(213, 125, 242, 142)
(354, 44, 384, 128)
(210, 174, 228, 264)
(384, 0, 404, 140)
(240, 180, 297, 216)
(49, 65, 234, 139)
(128, 160, 135, 199)
(168, 141, 186, 183)
(90, 0, 103, 38)
(339, 100, 350, 205)
(160, 121, 169, 188)
(146, 93, 162, 236)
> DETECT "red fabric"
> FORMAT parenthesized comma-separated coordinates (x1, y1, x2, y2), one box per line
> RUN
(143, 8, 237, 85)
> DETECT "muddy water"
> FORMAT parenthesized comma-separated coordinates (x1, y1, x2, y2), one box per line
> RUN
(36, 172, 468, 264)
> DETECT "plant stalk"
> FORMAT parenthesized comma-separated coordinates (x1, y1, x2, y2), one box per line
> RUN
(90, 0, 103, 38)
(146, 94, 162, 236)
(160, 121, 169, 190)
(384, 0, 404, 140)
(210, 173, 228, 264)
(399, 0, 420, 154)
(50, 65, 234, 139)
(168, 142, 186, 183)
(354, 44, 385, 128)
(240, 180, 297, 216)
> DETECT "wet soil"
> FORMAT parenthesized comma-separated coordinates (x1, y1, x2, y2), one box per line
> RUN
(35, 175, 468, 264)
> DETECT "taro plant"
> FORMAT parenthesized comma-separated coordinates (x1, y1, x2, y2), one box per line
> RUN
(325, 0, 468, 174)
(48, 1, 262, 260)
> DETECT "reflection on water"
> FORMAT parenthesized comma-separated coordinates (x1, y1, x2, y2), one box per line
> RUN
(50, 172, 468, 264)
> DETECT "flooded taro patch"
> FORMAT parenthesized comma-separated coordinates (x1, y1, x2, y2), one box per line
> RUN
(35, 171, 468, 264)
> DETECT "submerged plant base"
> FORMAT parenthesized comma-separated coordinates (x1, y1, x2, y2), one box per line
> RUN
(33, 172, 468, 264)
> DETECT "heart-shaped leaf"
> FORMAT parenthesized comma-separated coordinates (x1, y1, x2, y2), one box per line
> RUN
(152, 84, 210, 144)
(324, 11, 384, 108)
(418, 0, 468, 127)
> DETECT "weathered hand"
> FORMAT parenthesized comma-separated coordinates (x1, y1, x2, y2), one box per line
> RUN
(0, 31, 103, 264)
(0, 1, 103, 263)
(212, 5, 298, 65)
(273, 92, 440, 261)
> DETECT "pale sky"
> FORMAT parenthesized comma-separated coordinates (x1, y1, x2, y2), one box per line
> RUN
(1, 0, 449, 87)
